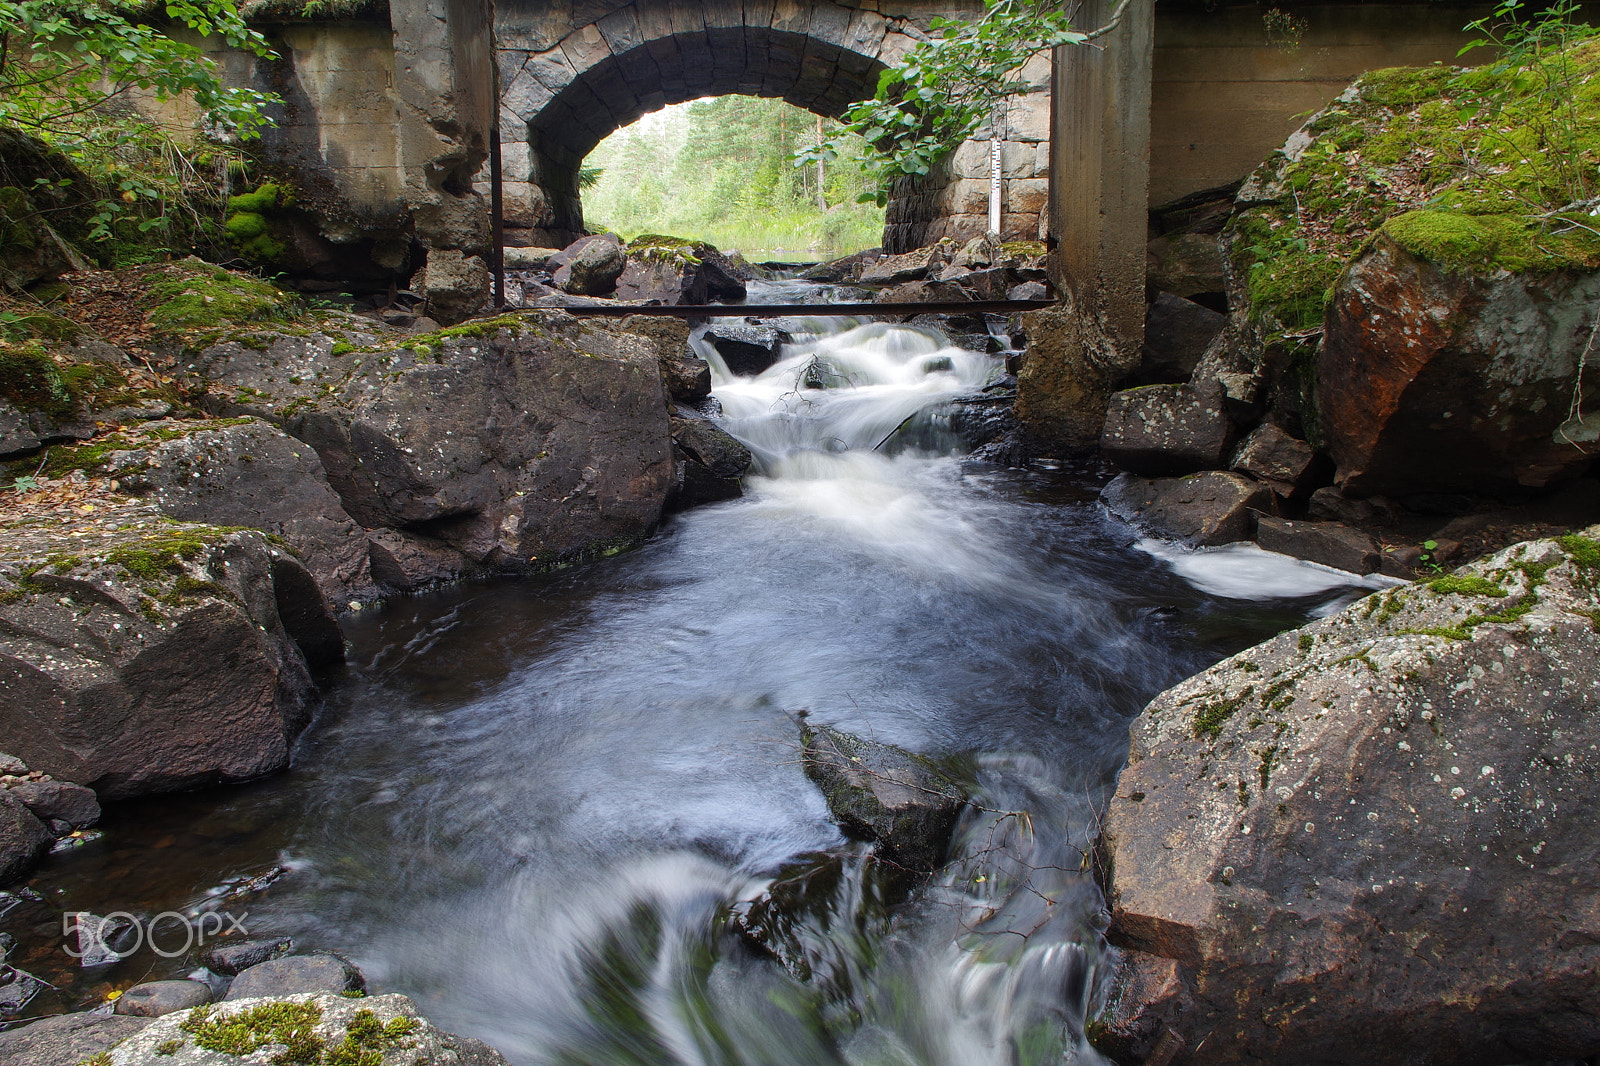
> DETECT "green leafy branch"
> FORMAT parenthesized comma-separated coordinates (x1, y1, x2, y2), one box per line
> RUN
(796, 0, 1131, 204)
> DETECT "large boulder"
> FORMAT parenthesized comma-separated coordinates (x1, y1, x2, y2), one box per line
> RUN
(1100, 384, 1232, 475)
(668, 411, 749, 509)
(613, 237, 747, 305)
(186, 312, 676, 572)
(415, 248, 490, 326)
(553, 235, 626, 296)
(104, 992, 510, 1065)
(91, 419, 373, 605)
(223, 953, 364, 1001)
(1318, 230, 1600, 496)
(1101, 471, 1272, 547)
(1100, 528, 1600, 1065)
(0, 507, 330, 799)
(0, 789, 51, 886)
(1139, 293, 1226, 384)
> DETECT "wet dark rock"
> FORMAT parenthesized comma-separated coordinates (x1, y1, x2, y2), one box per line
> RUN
(668, 412, 749, 509)
(1253, 517, 1381, 575)
(800, 722, 966, 872)
(97, 418, 372, 606)
(704, 324, 789, 377)
(0, 792, 50, 886)
(365, 529, 472, 596)
(1140, 293, 1225, 385)
(1100, 384, 1232, 476)
(1103, 528, 1600, 1065)
(224, 952, 365, 1000)
(113, 979, 213, 1017)
(0, 1011, 149, 1066)
(5, 780, 98, 829)
(1145, 231, 1224, 301)
(1101, 471, 1272, 547)
(1229, 423, 1316, 497)
(725, 846, 902, 991)
(1087, 950, 1190, 1065)
(0, 519, 321, 800)
(200, 934, 294, 976)
(1307, 486, 1400, 528)
(1319, 232, 1600, 495)
(553, 235, 626, 296)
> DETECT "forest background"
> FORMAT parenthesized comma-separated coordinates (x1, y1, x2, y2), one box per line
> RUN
(582, 95, 887, 257)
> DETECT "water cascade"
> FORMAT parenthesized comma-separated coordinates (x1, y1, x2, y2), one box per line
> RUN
(15, 282, 1391, 1065)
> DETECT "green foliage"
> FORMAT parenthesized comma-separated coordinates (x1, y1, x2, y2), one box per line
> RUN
(0, 2, 280, 264)
(583, 97, 884, 255)
(797, 0, 1105, 201)
(1455, 0, 1598, 205)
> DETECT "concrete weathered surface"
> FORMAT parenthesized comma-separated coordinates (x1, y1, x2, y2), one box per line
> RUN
(1100, 529, 1600, 1065)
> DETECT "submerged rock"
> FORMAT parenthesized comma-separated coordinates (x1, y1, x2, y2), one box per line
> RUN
(1100, 527, 1600, 1065)
(800, 722, 967, 872)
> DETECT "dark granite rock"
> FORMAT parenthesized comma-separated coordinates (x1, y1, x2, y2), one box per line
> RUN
(1101, 471, 1272, 547)
(199, 934, 294, 976)
(1253, 517, 1382, 575)
(1101, 385, 1232, 476)
(4, 780, 98, 829)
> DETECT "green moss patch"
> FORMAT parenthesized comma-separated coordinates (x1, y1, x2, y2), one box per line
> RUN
(1229, 37, 1600, 331)
(1426, 574, 1508, 597)
(176, 1001, 418, 1065)
(145, 261, 296, 335)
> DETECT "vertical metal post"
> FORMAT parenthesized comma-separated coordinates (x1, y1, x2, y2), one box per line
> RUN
(988, 136, 1003, 236)
(490, 126, 505, 309)
(488, 1, 505, 309)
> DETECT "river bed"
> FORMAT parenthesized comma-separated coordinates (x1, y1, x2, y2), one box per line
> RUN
(5, 298, 1388, 1064)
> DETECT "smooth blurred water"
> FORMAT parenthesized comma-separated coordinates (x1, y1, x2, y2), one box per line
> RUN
(12, 300, 1386, 1064)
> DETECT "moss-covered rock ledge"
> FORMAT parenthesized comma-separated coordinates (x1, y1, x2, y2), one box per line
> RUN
(0, 486, 341, 815)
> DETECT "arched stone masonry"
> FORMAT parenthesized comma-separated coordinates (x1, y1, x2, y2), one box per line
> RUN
(489, 0, 1052, 251)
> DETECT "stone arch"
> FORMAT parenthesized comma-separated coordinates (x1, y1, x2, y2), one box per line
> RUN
(494, 0, 931, 247)
(492, 1, 934, 244)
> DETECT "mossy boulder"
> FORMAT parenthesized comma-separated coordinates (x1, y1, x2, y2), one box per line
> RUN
(1209, 41, 1600, 494)
(1100, 527, 1600, 1064)
(0, 505, 337, 799)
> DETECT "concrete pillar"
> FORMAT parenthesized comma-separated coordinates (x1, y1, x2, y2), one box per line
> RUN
(1016, 0, 1153, 456)
(390, 0, 497, 323)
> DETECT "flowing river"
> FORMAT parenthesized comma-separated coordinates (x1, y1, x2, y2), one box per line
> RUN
(7, 283, 1391, 1064)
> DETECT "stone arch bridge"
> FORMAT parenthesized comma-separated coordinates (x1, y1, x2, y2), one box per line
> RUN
(490, 0, 1050, 250)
